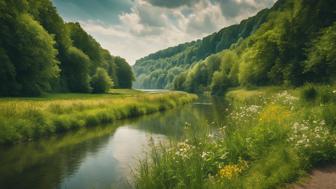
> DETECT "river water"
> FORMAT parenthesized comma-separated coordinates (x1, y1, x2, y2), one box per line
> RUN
(0, 96, 228, 189)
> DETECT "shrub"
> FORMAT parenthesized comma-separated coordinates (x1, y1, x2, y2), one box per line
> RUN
(300, 84, 317, 103)
(91, 67, 114, 93)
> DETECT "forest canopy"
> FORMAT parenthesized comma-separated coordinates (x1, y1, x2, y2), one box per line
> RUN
(0, 0, 134, 96)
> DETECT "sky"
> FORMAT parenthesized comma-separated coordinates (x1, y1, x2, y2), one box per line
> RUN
(53, 0, 277, 65)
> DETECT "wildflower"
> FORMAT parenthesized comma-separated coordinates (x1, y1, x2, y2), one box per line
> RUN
(218, 164, 241, 180)
(218, 160, 248, 180)
(201, 151, 210, 160)
(259, 104, 291, 124)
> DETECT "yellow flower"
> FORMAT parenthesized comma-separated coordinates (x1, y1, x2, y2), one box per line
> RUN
(218, 164, 241, 179)
(259, 104, 291, 124)
(218, 160, 248, 180)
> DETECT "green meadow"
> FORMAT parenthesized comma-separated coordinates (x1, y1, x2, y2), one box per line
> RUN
(0, 89, 197, 144)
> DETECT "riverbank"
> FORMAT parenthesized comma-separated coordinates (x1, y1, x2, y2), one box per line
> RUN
(0, 89, 197, 144)
(135, 85, 336, 189)
(291, 164, 336, 189)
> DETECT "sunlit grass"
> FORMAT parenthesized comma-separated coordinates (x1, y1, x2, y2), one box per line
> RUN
(0, 90, 197, 144)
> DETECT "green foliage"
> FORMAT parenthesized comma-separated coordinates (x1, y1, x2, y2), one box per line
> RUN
(13, 13, 60, 96)
(300, 84, 317, 103)
(305, 23, 336, 82)
(0, 0, 134, 96)
(67, 22, 104, 69)
(300, 84, 336, 105)
(0, 48, 18, 96)
(63, 47, 92, 93)
(114, 57, 134, 88)
(91, 68, 114, 93)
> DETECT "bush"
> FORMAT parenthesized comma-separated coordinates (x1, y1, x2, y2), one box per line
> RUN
(91, 67, 114, 93)
(301, 84, 317, 102)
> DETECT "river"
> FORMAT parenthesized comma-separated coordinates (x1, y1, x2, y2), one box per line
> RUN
(0, 96, 229, 189)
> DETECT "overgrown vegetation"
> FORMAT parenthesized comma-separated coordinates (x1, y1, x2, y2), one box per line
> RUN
(0, 90, 197, 144)
(0, 0, 134, 96)
(135, 86, 336, 189)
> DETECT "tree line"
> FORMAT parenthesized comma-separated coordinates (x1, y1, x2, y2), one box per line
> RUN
(174, 0, 336, 95)
(0, 0, 134, 96)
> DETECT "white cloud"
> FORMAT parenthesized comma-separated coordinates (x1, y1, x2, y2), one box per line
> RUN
(77, 0, 276, 65)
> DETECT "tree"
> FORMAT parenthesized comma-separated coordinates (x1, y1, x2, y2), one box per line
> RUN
(91, 68, 113, 93)
(62, 47, 91, 93)
(13, 13, 60, 96)
(27, 0, 73, 91)
(304, 23, 336, 82)
(210, 51, 238, 95)
(0, 48, 19, 96)
(115, 57, 134, 88)
(211, 71, 231, 95)
(67, 22, 105, 72)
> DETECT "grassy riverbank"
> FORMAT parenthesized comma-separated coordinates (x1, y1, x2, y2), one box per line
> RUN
(135, 86, 336, 189)
(0, 89, 197, 144)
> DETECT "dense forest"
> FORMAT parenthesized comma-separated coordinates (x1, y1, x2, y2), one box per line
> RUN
(133, 0, 336, 94)
(0, 0, 134, 96)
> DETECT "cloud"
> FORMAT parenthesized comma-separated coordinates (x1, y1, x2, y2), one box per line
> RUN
(145, 0, 200, 8)
(210, 0, 277, 18)
(53, 0, 276, 65)
(185, 1, 227, 34)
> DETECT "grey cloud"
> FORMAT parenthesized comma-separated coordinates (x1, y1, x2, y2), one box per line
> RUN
(209, 0, 255, 18)
(146, 0, 200, 8)
(145, 0, 275, 17)
(187, 14, 218, 34)
(137, 5, 166, 27)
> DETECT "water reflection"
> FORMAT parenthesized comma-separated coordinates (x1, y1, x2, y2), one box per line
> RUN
(0, 96, 229, 189)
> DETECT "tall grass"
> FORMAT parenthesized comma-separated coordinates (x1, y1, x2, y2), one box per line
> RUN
(0, 90, 197, 144)
(135, 86, 336, 189)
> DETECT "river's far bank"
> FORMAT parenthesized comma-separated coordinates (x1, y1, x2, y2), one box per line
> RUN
(0, 89, 197, 144)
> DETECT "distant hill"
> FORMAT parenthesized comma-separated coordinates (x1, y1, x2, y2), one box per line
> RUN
(133, 0, 336, 93)
(133, 3, 274, 89)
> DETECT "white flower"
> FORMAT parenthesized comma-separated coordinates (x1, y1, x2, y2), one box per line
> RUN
(201, 152, 208, 159)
